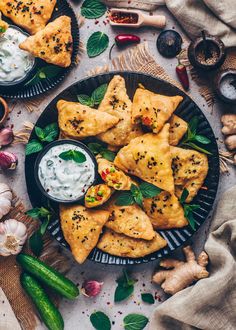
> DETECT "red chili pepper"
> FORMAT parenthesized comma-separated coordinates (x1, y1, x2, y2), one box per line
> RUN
(109, 34, 141, 60)
(176, 60, 189, 91)
(101, 171, 107, 180)
(142, 116, 152, 126)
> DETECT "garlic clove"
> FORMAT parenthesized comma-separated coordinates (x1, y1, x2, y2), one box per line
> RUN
(81, 280, 104, 297)
(0, 127, 14, 147)
(0, 151, 18, 170)
(0, 219, 27, 256)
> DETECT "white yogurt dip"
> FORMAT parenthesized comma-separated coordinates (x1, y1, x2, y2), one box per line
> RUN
(0, 27, 35, 83)
(38, 143, 96, 201)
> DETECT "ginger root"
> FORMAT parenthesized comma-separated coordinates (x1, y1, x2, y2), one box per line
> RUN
(152, 246, 209, 295)
(221, 114, 236, 135)
(225, 135, 236, 151)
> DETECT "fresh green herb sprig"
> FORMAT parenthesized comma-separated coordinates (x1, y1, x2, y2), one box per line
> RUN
(179, 188, 200, 230)
(26, 123, 58, 156)
(87, 32, 109, 58)
(77, 84, 108, 107)
(116, 182, 162, 208)
(141, 293, 155, 304)
(25, 65, 62, 86)
(26, 207, 54, 256)
(88, 142, 115, 161)
(114, 269, 137, 302)
(179, 116, 212, 155)
(123, 314, 149, 330)
(90, 311, 111, 330)
(59, 150, 86, 163)
(0, 27, 6, 33)
(81, 0, 107, 19)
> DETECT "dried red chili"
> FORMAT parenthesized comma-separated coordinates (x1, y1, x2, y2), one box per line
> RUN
(110, 12, 139, 24)
(176, 60, 189, 91)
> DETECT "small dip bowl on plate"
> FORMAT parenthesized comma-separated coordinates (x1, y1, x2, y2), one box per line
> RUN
(0, 25, 36, 87)
(34, 140, 98, 204)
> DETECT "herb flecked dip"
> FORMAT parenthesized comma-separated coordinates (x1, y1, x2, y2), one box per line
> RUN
(38, 143, 95, 201)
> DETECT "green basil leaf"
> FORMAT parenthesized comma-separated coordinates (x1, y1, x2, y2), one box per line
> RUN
(115, 284, 134, 302)
(81, 0, 107, 19)
(179, 188, 189, 204)
(141, 293, 155, 304)
(29, 230, 43, 257)
(73, 150, 86, 163)
(77, 94, 93, 106)
(139, 182, 162, 198)
(35, 126, 45, 140)
(88, 142, 103, 154)
(194, 135, 211, 145)
(87, 32, 109, 58)
(39, 65, 62, 79)
(115, 191, 134, 206)
(100, 149, 116, 162)
(123, 314, 149, 330)
(42, 123, 58, 142)
(184, 142, 212, 155)
(188, 116, 199, 135)
(91, 83, 108, 105)
(25, 140, 43, 156)
(90, 311, 111, 330)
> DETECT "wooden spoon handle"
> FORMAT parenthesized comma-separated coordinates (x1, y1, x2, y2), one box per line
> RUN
(141, 14, 166, 28)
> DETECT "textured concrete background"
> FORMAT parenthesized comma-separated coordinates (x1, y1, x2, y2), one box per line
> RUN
(1, 1, 235, 329)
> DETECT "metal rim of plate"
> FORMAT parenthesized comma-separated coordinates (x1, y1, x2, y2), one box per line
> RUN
(0, 1, 79, 99)
(25, 71, 220, 265)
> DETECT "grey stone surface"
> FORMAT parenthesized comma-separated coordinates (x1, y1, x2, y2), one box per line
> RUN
(1, 2, 235, 330)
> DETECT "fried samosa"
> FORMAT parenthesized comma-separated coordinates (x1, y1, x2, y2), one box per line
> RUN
(143, 191, 188, 229)
(57, 100, 119, 139)
(60, 205, 109, 264)
(19, 16, 73, 67)
(114, 124, 175, 193)
(97, 75, 143, 146)
(132, 88, 183, 133)
(168, 115, 188, 146)
(97, 156, 132, 190)
(85, 184, 113, 208)
(0, 0, 56, 35)
(171, 146, 209, 202)
(104, 199, 156, 240)
(97, 229, 167, 258)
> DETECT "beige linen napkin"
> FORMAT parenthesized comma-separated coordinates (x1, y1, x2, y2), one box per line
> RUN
(0, 288, 21, 330)
(105, 0, 236, 47)
(149, 186, 236, 330)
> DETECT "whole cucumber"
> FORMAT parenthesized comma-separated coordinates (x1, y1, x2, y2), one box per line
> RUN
(17, 254, 79, 299)
(21, 273, 64, 330)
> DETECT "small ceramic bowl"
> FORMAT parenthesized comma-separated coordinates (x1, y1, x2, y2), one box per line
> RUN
(34, 140, 98, 204)
(215, 69, 236, 104)
(188, 35, 226, 71)
(0, 25, 36, 87)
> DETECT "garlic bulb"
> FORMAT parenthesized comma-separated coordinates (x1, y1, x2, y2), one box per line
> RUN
(0, 183, 12, 219)
(0, 219, 27, 256)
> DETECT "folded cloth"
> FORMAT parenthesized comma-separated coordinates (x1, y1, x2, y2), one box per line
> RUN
(165, 0, 236, 48)
(149, 185, 236, 330)
(104, 0, 236, 47)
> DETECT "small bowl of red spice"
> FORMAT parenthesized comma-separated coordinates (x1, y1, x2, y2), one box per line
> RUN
(188, 33, 226, 71)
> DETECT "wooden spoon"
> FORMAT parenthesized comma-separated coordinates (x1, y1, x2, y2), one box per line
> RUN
(109, 8, 166, 29)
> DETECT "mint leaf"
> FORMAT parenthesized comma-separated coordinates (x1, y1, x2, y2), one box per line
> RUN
(141, 293, 155, 304)
(25, 65, 61, 86)
(88, 142, 103, 154)
(90, 311, 111, 330)
(123, 314, 149, 330)
(115, 191, 134, 206)
(25, 140, 43, 156)
(100, 149, 115, 162)
(87, 32, 109, 58)
(35, 126, 45, 140)
(115, 270, 136, 302)
(29, 230, 43, 257)
(42, 123, 58, 142)
(183, 142, 212, 155)
(0, 27, 6, 33)
(188, 116, 199, 135)
(77, 94, 93, 106)
(130, 184, 143, 207)
(59, 150, 86, 163)
(81, 0, 107, 19)
(91, 84, 108, 105)
(179, 188, 189, 204)
(88, 142, 115, 161)
(115, 285, 134, 303)
(139, 182, 162, 198)
(26, 207, 52, 219)
(184, 206, 196, 230)
(194, 135, 211, 145)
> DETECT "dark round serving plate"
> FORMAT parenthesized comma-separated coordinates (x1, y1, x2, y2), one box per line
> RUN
(0, 1, 79, 99)
(25, 71, 220, 265)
